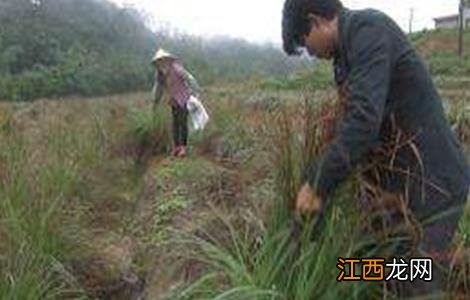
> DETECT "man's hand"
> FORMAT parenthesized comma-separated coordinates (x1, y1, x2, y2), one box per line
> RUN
(295, 183, 322, 215)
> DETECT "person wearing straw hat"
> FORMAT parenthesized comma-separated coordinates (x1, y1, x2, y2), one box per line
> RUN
(151, 48, 201, 157)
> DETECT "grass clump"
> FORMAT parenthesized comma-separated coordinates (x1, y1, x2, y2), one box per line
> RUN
(124, 105, 172, 167)
(166, 98, 383, 300)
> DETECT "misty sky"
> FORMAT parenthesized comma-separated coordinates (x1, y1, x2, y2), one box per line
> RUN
(111, 0, 460, 44)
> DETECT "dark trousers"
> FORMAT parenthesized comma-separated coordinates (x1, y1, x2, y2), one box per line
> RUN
(401, 188, 467, 299)
(360, 185, 468, 299)
(172, 104, 188, 147)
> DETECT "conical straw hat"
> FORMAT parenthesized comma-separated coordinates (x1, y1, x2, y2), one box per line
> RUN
(151, 48, 176, 63)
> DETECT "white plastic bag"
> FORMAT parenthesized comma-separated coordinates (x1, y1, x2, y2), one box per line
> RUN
(186, 96, 209, 131)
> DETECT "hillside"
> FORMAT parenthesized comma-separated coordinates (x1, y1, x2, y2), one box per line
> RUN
(412, 28, 470, 76)
(260, 28, 470, 96)
(0, 0, 304, 101)
(0, 0, 156, 100)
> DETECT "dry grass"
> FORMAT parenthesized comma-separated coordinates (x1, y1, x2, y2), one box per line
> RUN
(0, 80, 469, 299)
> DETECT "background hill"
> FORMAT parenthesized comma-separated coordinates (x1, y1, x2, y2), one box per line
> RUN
(0, 0, 305, 101)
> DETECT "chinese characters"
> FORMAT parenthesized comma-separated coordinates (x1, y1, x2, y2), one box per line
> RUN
(337, 257, 432, 282)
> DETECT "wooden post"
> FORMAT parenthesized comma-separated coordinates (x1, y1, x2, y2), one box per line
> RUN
(409, 8, 414, 34)
(458, 0, 464, 57)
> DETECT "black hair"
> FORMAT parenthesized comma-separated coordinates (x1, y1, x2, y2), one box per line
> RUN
(282, 0, 343, 55)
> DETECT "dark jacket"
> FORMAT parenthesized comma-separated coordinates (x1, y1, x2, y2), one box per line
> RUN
(305, 8, 470, 219)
